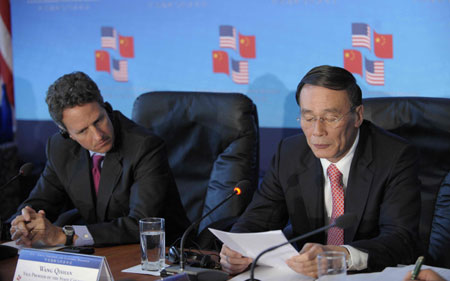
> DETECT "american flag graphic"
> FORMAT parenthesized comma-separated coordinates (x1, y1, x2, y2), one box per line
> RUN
(112, 59, 128, 82)
(365, 58, 384, 86)
(352, 23, 371, 50)
(101, 26, 117, 49)
(219, 25, 236, 50)
(231, 59, 248, 84)
(1, 0, 14, 143)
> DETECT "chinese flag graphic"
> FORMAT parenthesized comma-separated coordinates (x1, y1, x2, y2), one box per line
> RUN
(212, 51, 229, 74)
(239, 33, 256, 58)
(95, 50, 110, 72)
(374, 31, 393, 59)
(119, 35, 134, 58)
(343, 50, 362, 76)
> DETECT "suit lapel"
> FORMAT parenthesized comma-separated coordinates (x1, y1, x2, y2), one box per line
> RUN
(298, 152, 325, 232)
(69, 148, 97, 223)
(345, 123, 374, 243)
(96, 149, 123, 221)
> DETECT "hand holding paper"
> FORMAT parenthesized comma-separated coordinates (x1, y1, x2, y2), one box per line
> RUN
(210, 228, 299, 269)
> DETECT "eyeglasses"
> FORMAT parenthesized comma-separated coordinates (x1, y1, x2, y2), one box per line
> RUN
(296, 107, 357, 128)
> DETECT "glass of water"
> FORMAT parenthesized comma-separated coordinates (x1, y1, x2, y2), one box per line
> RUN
(317, 251, 347, 281)
(140, 217, 165, 271)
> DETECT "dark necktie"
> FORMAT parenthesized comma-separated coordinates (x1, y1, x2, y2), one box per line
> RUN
(92, 155, 104, 195)
(327, 164, 345, 245)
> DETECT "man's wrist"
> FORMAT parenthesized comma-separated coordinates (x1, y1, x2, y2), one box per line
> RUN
(57, 227, 67, 245)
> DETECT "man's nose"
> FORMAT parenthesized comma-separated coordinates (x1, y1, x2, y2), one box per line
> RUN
(92, 127, 104, 140)
(312, 119, 326, 136)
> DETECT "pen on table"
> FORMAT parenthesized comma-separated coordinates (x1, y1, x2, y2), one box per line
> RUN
(411, 256, 424, 280)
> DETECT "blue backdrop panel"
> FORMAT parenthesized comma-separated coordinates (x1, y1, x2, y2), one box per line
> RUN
(11, 0, 450, 130)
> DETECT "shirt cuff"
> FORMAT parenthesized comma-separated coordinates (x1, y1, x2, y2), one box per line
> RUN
(73, 225, 94, 246)
(342, 245, 368, 271)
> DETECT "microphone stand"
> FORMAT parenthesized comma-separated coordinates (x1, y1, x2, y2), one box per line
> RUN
(163, 187, 244, 281)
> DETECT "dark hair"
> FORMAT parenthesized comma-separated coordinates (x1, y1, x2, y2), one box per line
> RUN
(295, 65, 362, 107)
(46, 71, 104, 128)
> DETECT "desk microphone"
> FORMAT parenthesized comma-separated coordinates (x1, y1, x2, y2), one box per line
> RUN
(0, 162, 33, 192)
(246, 213, 358, 281)
(162, 179, 250, 281)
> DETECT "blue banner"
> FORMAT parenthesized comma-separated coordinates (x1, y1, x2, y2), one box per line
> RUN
(11, 0, 450, 128)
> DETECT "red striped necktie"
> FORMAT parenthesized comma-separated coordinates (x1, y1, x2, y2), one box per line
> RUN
(92, 155, 104, 195)
(327, 164, 345, 245)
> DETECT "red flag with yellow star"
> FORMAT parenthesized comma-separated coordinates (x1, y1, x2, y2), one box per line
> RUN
(374, 31, 393, 59)
(239, 33, 256, 58)
(343, 49, 362, 76)
(95, 50, 110, 72)
(119, 35, 134, 58)
(212, 51, 229, 74)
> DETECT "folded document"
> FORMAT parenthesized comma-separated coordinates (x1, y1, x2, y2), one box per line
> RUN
(209, 228, 299, 269)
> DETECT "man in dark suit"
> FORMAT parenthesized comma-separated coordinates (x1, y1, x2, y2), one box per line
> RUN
(9, 71, 189, 246)
(220, 65, 421, 277)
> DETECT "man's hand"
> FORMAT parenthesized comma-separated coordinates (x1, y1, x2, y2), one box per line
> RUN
(10, 206, 66, 247)
(286, 243, 349, 278)
(403, 269, 446, 281)
(219, 244, 253, 275)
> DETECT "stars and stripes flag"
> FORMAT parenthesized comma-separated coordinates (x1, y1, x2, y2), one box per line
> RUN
(101, 26, 117, 49)
(112, 58, 128, 82)
(365, 57, 385, 86)
(1, 0, 14, 143)
(352, 23, 371, 50)
(219, 25, 236, 50)
(231, 59, 249, 84)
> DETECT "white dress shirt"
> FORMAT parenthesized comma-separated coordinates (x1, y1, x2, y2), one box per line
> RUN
(319, 130, 368, 271)
(72, 151, 105, 246)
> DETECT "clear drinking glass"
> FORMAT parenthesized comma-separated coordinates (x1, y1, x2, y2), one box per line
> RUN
(317, 251, 347, 281)
(139, 217, 165, 271)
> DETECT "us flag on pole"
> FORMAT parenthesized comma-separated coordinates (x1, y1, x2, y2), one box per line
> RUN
(365, 57, 384, 86)
(219, 25, 236, 50)
(101, 26, 117, 49)
(112, 59, 128, 82)
(231, 59, 249, 84)
(352, 23, 371, 50)
(0, 0, 14, 143)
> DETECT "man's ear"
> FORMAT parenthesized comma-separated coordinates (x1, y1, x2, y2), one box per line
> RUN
(58, 125, 70, 139)
(355, 105, 364, 128)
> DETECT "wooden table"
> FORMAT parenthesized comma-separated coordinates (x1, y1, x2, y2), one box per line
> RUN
(0, 244, 163, 281)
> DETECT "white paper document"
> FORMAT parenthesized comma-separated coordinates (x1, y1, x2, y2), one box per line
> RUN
(209, 228, 299, 269)
(229, 266, 314, 281)
(1, 240, 64, 252)
(346, 264, 450, 281)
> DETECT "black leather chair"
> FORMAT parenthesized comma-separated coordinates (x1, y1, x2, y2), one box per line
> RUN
(428, 172, 450, 268)
(363, 97, 450, 267)
(132, 91, 259, 248)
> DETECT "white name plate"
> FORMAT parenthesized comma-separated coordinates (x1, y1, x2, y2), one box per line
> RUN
(13, 248, 114, 281)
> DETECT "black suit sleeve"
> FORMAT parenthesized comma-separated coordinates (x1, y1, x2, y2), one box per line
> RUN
(231, 138, 289, 233)
(9, 138, 72, 222)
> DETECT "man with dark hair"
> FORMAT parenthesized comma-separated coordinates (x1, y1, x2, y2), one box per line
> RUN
(9, 71, 189, 246)
(220, 65, 420, 277)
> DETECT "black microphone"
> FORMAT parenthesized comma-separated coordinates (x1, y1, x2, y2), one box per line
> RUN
(162, 179, 251, 281)
(246, 213, 358, 281)
(0, 162, 33, 192)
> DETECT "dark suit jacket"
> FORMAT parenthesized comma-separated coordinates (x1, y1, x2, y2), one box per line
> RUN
(232, 120, 421, 271)
(11, 111, 189, 245)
